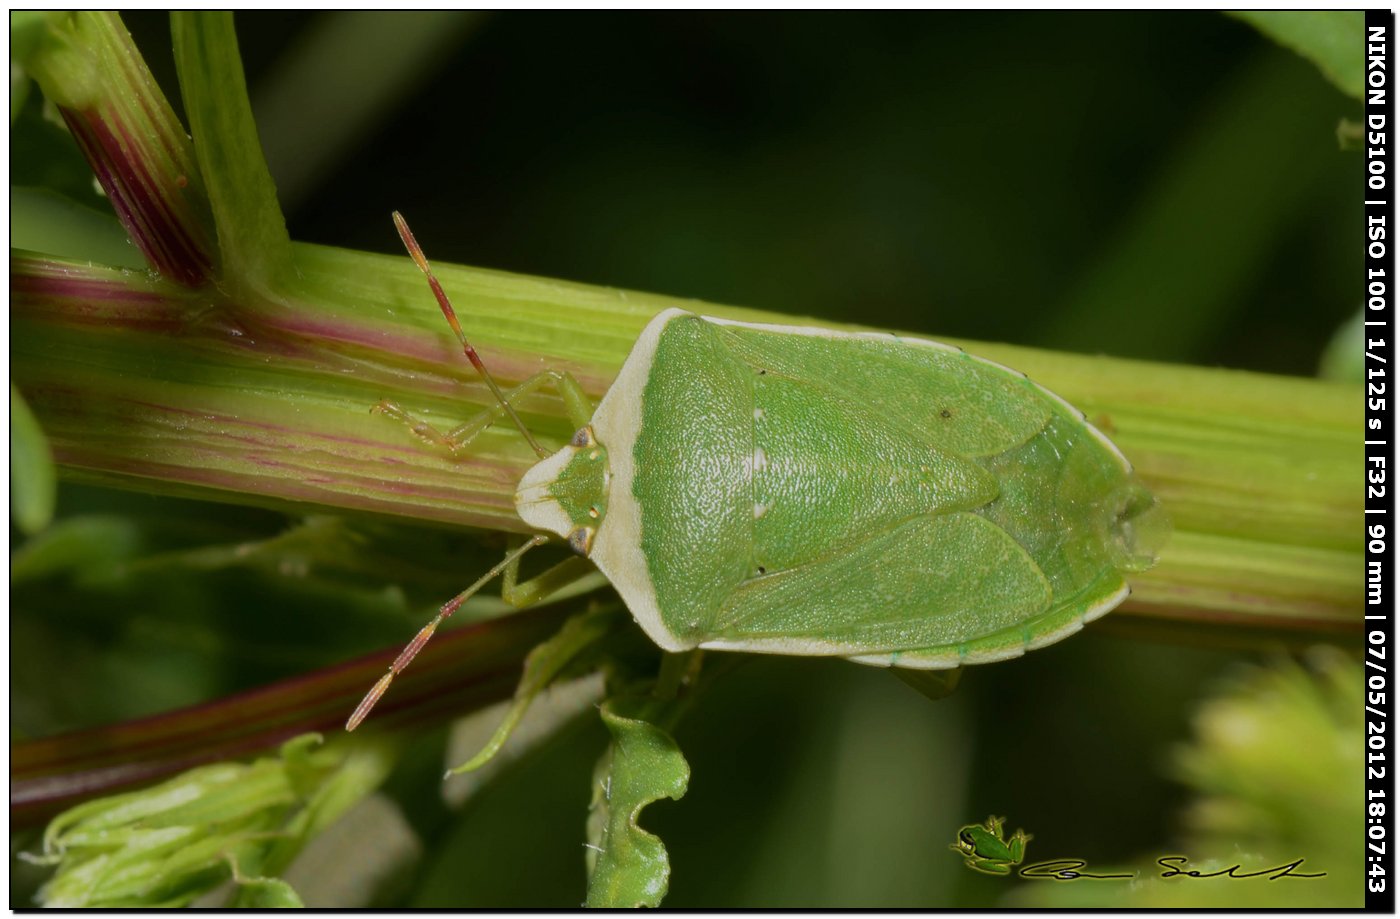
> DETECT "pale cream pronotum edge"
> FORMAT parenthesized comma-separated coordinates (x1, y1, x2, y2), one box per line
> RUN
(543, 308, 687, 651)
(514, 446, 577, 538)
(518, 308, 1135, 659)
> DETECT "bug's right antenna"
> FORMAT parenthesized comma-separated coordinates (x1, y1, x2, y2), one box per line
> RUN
(393, 211, 550, 459)
(347, 534, 548, 731)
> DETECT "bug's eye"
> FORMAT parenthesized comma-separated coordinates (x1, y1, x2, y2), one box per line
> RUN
(567, 526, 596, 557)
(570, 426, 596, 447)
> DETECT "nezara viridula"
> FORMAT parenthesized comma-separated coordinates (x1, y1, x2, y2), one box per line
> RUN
(347, 214, 1167, 730)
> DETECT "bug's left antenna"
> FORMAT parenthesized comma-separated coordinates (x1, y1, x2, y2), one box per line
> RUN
(393, 211, 550, 459)
(347, 534, 548, 731)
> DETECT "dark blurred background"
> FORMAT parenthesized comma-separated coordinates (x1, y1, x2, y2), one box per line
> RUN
(14, 11, 1360, 907)
(127, 10, 1360, 374)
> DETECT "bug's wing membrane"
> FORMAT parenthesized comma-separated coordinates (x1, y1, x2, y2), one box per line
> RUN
(750, 372, 999, 575)
(717, 325, 1052, 458)
(853, 568, 1129, 669)
(708, 512, 1052, 655)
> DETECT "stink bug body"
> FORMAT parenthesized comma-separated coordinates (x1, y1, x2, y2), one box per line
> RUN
(348, 214, 1167, 730)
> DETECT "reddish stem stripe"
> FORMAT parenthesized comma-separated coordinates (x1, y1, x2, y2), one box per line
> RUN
(61, 107, 214, 288)
(10, 603, 573, 828)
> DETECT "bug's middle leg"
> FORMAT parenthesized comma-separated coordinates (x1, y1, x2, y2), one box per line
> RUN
(374, 369, 593, 456)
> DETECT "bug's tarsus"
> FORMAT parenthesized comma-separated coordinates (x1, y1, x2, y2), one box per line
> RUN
(346, 534, 549, 731)
(392, 211, 550, 459)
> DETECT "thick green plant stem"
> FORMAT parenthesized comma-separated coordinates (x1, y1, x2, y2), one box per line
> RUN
(11, 9, 1360, 668)
(11, 247, 1361, 638)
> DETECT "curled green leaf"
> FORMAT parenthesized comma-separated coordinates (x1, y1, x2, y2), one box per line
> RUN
(584, 695, 691, 909)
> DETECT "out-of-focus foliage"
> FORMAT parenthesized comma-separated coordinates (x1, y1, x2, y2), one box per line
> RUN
(24, 735, 394, 908)
(10, 383, 56, 535)
(1173, 651, 1361, 880)
(1319, 309, 1364, 382)
(1010, 650, 1363, 908)
(1232, 11, 1366, 100)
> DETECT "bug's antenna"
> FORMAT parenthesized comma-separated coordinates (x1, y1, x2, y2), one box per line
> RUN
(347, 535, 548, 731)
(393, 211, 550, 459)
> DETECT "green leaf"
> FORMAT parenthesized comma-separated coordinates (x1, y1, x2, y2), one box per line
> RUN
(1231, 11, 1365, 100)
(11, 12, 63, 126)
(11, 382, 56, 535)
(231, 875, 304, 908)
(242, 734, 400, 892)
(11, 515, 142, 583)
(447, 605, 623, 775)
(9, 10, 60, 122)
(584, 695, 691, 908)
(11, 185, 144, 268)
(10, 96, 111, 208)
(27, 733, 367, 908)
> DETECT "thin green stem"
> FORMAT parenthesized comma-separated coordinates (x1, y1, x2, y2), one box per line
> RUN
(171, 12, 293, 296)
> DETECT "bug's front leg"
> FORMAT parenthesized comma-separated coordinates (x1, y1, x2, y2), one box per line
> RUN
(500, 550, 595, 608)
(374, 369, 594, 456)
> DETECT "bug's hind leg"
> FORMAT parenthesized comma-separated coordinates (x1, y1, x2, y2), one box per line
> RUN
(374, 369, 594, 457)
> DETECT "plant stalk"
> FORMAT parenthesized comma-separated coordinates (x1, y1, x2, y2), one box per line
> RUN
(11, 246, 1363, 638)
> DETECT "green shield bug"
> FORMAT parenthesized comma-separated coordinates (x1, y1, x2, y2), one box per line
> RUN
(347, 213, 1168, 730)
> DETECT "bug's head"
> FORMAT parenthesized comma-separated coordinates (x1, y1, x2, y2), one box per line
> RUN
(514, 425, 612, 556)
